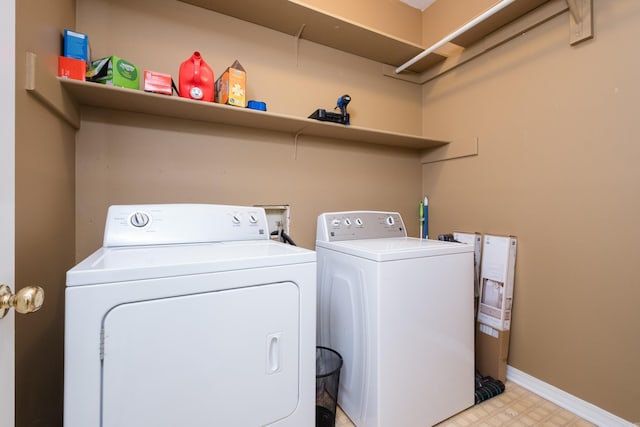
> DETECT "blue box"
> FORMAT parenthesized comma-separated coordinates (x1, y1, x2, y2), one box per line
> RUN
(63, 29, 89, 62)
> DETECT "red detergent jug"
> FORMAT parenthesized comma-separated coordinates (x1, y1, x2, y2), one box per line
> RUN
(179, 51, 214, 101)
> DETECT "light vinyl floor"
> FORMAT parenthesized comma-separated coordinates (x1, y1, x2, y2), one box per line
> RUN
(335, 381, 596, 427)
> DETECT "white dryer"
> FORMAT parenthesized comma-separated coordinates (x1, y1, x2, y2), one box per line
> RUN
(64, 204, 316, 427)
(316, 211, 475, 427)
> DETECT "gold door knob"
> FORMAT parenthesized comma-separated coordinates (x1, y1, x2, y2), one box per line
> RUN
(0, 284, 45, 319)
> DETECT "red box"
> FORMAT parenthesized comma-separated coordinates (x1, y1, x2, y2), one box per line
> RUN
(143, 70, 172, 95)
(58, 56, 86, 80)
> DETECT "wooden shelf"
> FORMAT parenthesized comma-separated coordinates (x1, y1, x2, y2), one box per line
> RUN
(64, 79, 447, 149)
(178, 0, 554, 77)
(25, 52, 447, 150)
(178, 0, 447, 73)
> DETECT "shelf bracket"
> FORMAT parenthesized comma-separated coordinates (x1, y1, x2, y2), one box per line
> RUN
(421, 137, 478, 164)
(294, 24, 306, 67)
(293, 128, 308, 160)
(567, 0, 593, 45)
(24, 52, 80, 129)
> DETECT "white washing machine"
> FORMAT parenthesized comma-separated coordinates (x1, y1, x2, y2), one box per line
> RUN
(316, 211, 475, 427)
(64, 204, 316, 427)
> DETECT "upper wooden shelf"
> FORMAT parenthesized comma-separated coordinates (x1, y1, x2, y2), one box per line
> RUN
(24, 52, 446, 150)
(62, 79, 446, 149)
(178, 0, 447, 73)
(178, 0, 554, 76)
(25, 52, 447, 149)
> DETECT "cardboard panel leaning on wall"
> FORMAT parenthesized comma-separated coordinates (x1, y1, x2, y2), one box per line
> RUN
(421, 0, 640, 422)
(476, 235, 517, 383)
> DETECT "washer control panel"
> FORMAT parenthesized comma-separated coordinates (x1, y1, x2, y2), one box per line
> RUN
(103, 204, 269, 247)
(316, 211, 406, 241)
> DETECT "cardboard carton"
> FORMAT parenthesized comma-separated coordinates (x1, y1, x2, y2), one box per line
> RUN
(475, 322, 510, 382)
(477, 234, 517, 330)
(143, 70, 172, 95)
(58, 56, 86, 81)
(87, 56, 139, 90)
(215, 60, 246, 107)
(454, 231, 483, 307)
(63, 29, 90, 62)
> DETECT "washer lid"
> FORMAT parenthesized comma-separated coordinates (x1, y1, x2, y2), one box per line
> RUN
(67, 240, 315, 286)
(315, 237, 472, 261)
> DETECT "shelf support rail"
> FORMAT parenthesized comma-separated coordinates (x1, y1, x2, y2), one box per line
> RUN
(25, 52, 80, 129)
(294, 24, 306, 67)
(395, 0, 516, 74)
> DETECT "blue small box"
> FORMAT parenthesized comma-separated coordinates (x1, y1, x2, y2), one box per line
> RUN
(63, 29, 89, 62)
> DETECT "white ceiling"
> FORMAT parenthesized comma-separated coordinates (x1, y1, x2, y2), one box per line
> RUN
(399, 0, 437, 11)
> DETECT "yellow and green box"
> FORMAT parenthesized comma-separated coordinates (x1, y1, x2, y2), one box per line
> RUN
(215, 60, 246, 107)
(87, 56, 139, 90)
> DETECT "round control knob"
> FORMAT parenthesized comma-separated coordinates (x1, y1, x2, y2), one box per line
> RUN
(386, 216, 395, 226)
(344, 218, 352, 226)
(355, 218, 363, 226)
(249, 214, 258, 224)
(331, 219, 341, 227)
(130, 212, 150, 228)
(232, 215, 241, 225)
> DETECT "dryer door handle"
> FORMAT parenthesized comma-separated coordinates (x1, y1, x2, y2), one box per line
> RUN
(266, 332, 282, 374)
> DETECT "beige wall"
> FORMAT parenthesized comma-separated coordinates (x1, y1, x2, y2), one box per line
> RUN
(15, 0, 76, 426)
(421, 0, 640, 422)
(18, 0, 640, 424)
(75, 110, 421, 256)
(74, 0, 424, 258)
(76, 0, 422, 134)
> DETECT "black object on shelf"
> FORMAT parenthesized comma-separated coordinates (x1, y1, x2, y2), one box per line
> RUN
(308, 108, 349, 125)
(309, 94, 351, 125)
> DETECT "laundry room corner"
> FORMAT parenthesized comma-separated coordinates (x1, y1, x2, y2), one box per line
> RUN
(420, 0, 640, 421)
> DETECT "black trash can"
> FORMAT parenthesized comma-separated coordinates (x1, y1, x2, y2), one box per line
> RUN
(316, 346, 344, 427)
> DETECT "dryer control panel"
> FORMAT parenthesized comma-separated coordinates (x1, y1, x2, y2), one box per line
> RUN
(316, 211, 406, 242)
(103, 204, 269, 247)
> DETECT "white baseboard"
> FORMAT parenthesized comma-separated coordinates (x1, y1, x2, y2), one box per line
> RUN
(507, 365, 636, 427)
